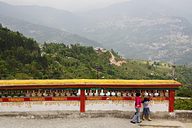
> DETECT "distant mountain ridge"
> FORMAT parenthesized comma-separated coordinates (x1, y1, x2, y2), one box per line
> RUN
(0, 2, 101, 47)
(1, 0, 192, 64)
(0, 1, 78, 31)
(79, 15, 192, 64)
(77, 0, 192, 64)
(0, 15, 101, 47)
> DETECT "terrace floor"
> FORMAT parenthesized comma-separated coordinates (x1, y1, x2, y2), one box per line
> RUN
(0, 117, 191, 128)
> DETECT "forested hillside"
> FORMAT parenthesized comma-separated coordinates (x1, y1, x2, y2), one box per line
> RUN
(0, 26, 192, 97)
(0, 25, 113, 79)
(0, 25, 47, 79)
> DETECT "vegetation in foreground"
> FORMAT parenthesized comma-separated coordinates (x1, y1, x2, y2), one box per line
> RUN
(175, 99, 192, 110)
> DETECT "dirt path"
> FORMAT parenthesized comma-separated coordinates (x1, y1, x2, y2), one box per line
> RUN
(109, 52, 126, 66)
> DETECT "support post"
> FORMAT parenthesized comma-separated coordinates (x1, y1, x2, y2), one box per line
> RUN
(80, 89, 85, 112)
(169, 90, 175, 112)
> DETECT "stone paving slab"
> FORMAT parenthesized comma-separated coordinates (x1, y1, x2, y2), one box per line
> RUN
(0, 116, 191, 128)
(140, 119, 184, 128)
(184, 123, 192, 128)
(0, 111, 192, 128)
(0, 117, 139, 128)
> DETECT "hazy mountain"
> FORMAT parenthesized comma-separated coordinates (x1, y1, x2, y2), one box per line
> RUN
(77, 0, 192, 64)
(81, 0, 192, 21)
(78, 15, 192, 64)
(1, 0, 192, 64)
(0, 15, 101, 47)
(0, 1, 81, 31)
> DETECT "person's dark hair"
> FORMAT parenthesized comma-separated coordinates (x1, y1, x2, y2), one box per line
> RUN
(136, 92, 141, 97)
(143, 97, 150, 102)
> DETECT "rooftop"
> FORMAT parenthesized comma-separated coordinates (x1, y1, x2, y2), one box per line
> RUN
(0, 79, 181, 89)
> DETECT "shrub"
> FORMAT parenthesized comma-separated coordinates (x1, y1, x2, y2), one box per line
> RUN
(175, 99, 192, 110)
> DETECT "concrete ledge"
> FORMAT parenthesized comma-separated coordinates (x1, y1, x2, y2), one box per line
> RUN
(0, 111, 170, 119)
(0, 110, 191, 121)
(175, 110, 192, 118)
(175, 110, 192, 122)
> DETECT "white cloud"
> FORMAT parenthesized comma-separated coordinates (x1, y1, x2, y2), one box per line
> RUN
(0, 0, 130, 12)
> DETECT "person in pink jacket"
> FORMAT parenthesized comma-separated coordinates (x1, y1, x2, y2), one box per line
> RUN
(131, 92, 142, 124)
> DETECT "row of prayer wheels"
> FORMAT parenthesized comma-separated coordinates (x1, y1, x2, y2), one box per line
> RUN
(85, 89, 169, 97)
(0, 89, 169, 98)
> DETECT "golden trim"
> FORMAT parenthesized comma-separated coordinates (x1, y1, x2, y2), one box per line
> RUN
(0, 79, 181, 86)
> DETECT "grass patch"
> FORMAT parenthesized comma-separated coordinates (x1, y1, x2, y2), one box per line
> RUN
(175, 99, 192, 110)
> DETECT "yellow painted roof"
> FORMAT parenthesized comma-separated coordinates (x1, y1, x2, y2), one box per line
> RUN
(0, 79, 181, 86)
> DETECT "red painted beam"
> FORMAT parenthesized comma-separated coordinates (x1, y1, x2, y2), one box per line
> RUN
(67, 97, 80, 101)
(169, 90, 175, 112)
(85, 96, 168, 101)
(24, 98, 30, 101)
(80, 89, 85, 112)
(0, 96, 169, 102)
(45, 97, 52, 101)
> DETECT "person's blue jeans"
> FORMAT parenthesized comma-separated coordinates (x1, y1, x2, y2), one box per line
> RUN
(132, 108, 141, 123)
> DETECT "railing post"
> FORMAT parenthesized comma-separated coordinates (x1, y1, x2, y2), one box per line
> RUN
(80, 89, 85, 112)
(169, 90, 175, 112)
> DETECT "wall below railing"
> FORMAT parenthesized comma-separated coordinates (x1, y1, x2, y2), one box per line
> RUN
(0, 100, 168, 112)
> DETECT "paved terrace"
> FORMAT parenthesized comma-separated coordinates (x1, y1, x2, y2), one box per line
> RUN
(0, 111, 191, 128)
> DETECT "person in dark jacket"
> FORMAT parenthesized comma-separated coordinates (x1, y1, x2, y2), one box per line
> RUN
(142, 97, 152, 121)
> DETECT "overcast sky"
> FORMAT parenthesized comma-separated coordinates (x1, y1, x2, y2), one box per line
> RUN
(0, 0, 130, 12)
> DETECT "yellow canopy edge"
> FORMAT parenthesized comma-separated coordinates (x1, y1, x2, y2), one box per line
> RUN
(0, 79, 181, 86)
